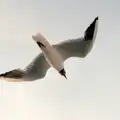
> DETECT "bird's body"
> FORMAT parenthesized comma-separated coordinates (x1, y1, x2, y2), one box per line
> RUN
(33, 33, 64, 72)
(0, 17, 99, 82)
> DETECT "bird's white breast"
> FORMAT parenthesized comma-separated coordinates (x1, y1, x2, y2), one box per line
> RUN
(41, 44, 64, 71)
(32, 33, 64, 71)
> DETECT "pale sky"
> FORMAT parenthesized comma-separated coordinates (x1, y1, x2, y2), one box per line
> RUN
(0, 0, 120, 120)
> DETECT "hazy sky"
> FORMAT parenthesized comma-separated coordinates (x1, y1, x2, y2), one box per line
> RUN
(0, 0, 120, 120)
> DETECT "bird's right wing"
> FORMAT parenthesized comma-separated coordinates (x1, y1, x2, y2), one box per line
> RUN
(0, 53, 50, 82)
(53, 17, 98, 61)
(24, 53, 50, 80)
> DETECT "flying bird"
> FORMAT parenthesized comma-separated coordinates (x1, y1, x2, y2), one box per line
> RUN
(0, 17, 98, 82)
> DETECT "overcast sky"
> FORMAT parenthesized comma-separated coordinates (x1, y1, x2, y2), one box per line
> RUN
(0, 0, 120, 120)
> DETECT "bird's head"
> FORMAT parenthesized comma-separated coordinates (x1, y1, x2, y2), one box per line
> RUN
(59, 69, 67, 79)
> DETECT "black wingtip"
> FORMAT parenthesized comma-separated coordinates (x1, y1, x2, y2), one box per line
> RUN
(0, 69, 24, 79)
(95, 17, 98, 21)
(84, 17, 98, 41)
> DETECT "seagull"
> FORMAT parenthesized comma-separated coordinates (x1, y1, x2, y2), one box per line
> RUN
(0, 17, 98, 82)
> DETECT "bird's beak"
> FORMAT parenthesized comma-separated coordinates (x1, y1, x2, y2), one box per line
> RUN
(59, 69, 67, 80)
(63, 74, 67, 79)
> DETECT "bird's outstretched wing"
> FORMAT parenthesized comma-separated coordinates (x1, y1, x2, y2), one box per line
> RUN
(53, 17, 98, 61)
(0, 53, 50, 82)
(0, 17, 98, 82)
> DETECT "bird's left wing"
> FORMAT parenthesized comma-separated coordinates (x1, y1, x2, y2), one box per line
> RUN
(0, 53, 50, 82)
(53, 17, 98, 61)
